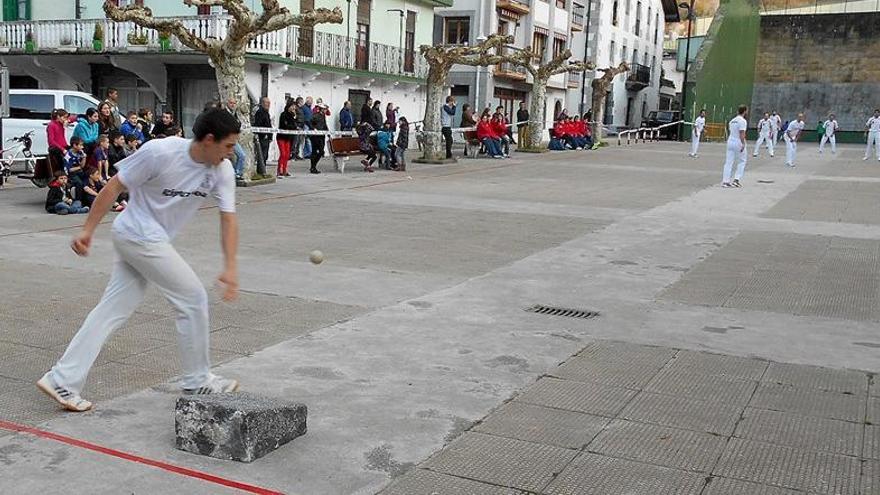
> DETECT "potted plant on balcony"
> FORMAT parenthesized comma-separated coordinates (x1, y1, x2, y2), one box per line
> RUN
(158, 29, 172, 52)
(58, 35, 77, 53)
(127, 31, 149, 52)
(0, 37, 9, 54)
(24, 31, 35, 53)
(93, 22, 104, 52)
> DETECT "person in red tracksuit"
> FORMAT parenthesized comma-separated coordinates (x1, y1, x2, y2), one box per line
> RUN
(477, 114, 504, 158)
(491, 113, 510, 157)
(556, 118, 576, 150)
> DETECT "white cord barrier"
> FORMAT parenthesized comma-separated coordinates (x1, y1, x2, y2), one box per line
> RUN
(617, 120, 688, 145)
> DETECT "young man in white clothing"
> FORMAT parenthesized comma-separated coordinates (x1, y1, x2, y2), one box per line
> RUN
(722, 105, 749, 188)
(819, 114, 838, 154)
(784, 113, 805, 167)
(689, 109, 706, 158)
(753, 112, 774, 158)
(865, 109, 880, 161)
(771, 111, 782, 145)
(37, 108, 242, 412)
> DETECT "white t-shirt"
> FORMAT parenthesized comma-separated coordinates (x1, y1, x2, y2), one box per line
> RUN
(113, 137, 236, 243)
(727, 115, 747, 145)
(824, 120, 837, 136)
(773, 115, 781, 130)
(786, 120, 804, 139)
(758, 118, 772, 136)
(867, 116, 880, 133)
(694, 116, 706, 134)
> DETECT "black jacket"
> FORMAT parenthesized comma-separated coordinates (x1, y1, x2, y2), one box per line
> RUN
(108, 144, 126, 171)
(360, 103, 372, 125)
(371, 107, 384, 129)
(253, 108, 272, 138)
(517, 109, 530, 127)
(278, 110, 297, 142)
(45, 181, 68, 212)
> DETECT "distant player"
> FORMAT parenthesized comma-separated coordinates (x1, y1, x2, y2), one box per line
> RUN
(689, 109, 706, 158)
(722, 105, 749, 188)
(819, 114, 838, 154)
(771, 111, 782, 145)
(753, 112, 774, 158)
(784, 113, 805, 168)
(865, 109, 880, 161)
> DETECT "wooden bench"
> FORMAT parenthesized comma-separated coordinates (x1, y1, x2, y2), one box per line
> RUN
(328, 136, 364, 174)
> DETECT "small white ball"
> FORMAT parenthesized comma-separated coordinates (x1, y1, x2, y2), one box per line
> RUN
(309, 250, 324, 265)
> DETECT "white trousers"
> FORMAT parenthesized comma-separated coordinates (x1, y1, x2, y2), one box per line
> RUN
(867, 131, 880, 160)
(690, 130, 701, 156)
(773, 130, 779, 144)
(722, 141, 747, 183)
(754, 133, 774, 157)
(819, 134, 836, 153)
(784, 135, 797, 165)
(50, 234, 212, 395)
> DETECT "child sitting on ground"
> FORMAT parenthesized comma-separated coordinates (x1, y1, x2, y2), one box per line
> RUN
(107, 130, 126, 174)
(45, 170, 89, 215)
(123, 133, 139, 156)
(63, 136, 88, 197)
(94, 134, 111, 180)
(81, 166, 126, 212)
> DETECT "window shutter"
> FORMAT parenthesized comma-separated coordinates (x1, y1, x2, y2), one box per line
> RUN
(357, 0, 371, 24)
(406, 11, 416, 33)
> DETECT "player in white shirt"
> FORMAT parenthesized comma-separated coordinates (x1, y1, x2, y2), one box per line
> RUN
(36, 109, 242, 412)
(819, 114, 838, 154)
(864, 109, 880, 161)
(689, 109, 706, 158)
(771, 111, 782, 144)
(753, 112, 775, 158)
(784, 113, 805, 167)
(722, 105, 749, 188)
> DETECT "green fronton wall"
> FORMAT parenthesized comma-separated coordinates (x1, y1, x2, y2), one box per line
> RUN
(684, 0, 761, 137)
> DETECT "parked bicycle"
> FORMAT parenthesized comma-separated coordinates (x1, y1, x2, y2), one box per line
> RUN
(0, 130, 43, 187)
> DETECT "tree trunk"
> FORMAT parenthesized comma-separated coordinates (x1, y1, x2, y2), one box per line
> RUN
(420, 66, 448, 162)
(214, 53, 257, 180)
(527, 79, 547, 150)
(591, 89, 606, 143)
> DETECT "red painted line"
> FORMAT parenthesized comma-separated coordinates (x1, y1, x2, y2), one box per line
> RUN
(0, 419, 285, 495)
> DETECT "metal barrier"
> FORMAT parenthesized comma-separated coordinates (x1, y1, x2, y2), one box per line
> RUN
(617, 120, 687, 146)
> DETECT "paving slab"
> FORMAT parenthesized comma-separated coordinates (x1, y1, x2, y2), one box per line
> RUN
(644, 366, 758, 405)
(587, 419, 727, 473)
(750, 383, 867, 422)
(380, 468, 524, 495)
(663, 349, 768, 381)
(702, 477, 804, 495)
(544, 451, 707, 495)
(713, 437, 861, 494)
(421, 432, 578, 493)
(471, 401, 609, 449)
(735, 408, 864, 456)
(620, 391, 743, 436)
(762, 361, 869, 394)
(512, 376, 637, 417)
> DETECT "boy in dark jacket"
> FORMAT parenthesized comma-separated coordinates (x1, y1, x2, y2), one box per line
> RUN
(357, 121, 377, 172)
(395, 117, 409, 171)
(46, 171, 89, 215)
(309, 103, 329, 174)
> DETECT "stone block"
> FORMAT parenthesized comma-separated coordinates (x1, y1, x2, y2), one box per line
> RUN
(175, 393, 307, 462)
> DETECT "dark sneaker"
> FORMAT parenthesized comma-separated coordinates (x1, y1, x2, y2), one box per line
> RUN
(732, 179, 742, 188)
(37, 374, 92, 412)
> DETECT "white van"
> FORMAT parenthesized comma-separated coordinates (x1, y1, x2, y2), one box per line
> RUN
(3, 89, 102, 160)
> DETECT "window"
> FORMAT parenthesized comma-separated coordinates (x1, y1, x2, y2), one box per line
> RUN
(609, 40, 615, 64)
(445, 17, 470, 45)
(63, 95, 95, 117)
(298, 0, 315, 57)
(404, 11, 416, 73)
(3, 0, 30, 20)
(555, 0, 566, 8)
(611, 1, 618, 26)
(532, 32, 548, 61)
(651, 55, 656, 83)
(553, 36, 566, 58)
(356, 0, 371, 70)
(635, 1, 641, 35)
(621, 43, 627, 63)
(632, 48, 637, 64)
(9, 93, 53, 120)
(654, 13, 659, 44)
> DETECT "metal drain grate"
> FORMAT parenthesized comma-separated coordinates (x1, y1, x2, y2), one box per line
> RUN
(525, 305, 600, 319)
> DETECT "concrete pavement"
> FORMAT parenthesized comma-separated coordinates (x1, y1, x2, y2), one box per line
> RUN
(0, 141, 877, 494)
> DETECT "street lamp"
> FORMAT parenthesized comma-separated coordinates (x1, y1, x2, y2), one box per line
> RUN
(678, 0, 695, 141)
(580, 0, 595, 115)
(387, 9, 405, 74)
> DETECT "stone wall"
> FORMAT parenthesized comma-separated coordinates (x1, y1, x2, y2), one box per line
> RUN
(751, 13, 880, 134)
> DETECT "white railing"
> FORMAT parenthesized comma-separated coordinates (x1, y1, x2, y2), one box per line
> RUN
(617, 120, 685, 145)
(0, 16, 427, 78)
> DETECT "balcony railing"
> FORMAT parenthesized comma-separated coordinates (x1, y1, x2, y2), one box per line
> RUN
(496, 0, 532, 15)
(0, 16, 428, 79)
(572, 4, 586, 29)
(567, 71, 581, 87)
(625, 62, 651, 90)
(494, 61, 528, 81)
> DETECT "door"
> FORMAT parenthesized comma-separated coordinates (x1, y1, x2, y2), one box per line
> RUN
(3, 0, 30, 20)
(356, 23, 370, 70)
(348, 89, 370, 122)
(404, 11, 416, 73)
(626, 97, 634, 126)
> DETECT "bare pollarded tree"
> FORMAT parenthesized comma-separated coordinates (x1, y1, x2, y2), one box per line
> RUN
(418, 34, 525, 162)
(590, 62, 629, 142)
(104, 0, 342, 180)
(511, 49, 594, 150)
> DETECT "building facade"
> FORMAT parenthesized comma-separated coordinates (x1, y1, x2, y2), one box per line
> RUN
(0, 0, 448, 145)
(434, 0, 665, 130)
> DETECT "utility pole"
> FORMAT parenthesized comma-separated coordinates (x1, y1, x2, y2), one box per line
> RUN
(678, 0, 695, 141)
(580, 0, 593, 115)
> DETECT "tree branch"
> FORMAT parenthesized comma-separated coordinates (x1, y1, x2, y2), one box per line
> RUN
(103, 0, 213, 53)
(183, 0, 251, 24)
(252, 6, 343, 37)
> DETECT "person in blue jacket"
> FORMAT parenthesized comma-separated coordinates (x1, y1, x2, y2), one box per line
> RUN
(120, 111, 146, 144)
(339, 101, 354, 131)
(72, 108, 100, 153)
(377, 122, 398, 170)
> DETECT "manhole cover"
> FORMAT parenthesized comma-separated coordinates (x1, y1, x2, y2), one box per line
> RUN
(525, 305, 600, 319)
